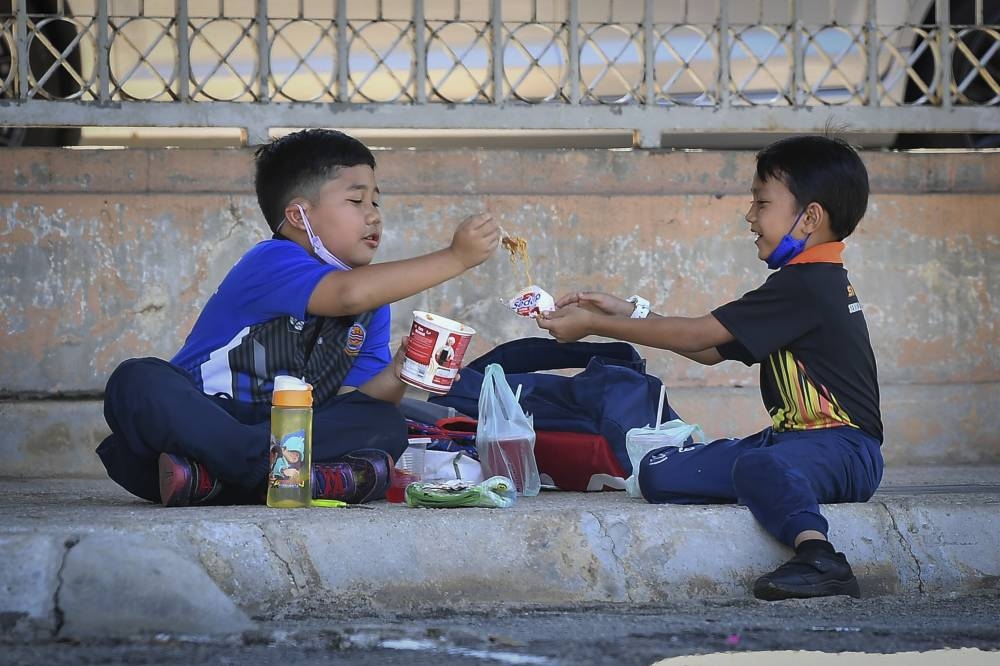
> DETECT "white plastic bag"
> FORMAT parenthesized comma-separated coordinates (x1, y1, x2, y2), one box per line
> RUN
(624, 419, 706, 498)
(422, 449, 484, 484)
(476, 363, 541, 496)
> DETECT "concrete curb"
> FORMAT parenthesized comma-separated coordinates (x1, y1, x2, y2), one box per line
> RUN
(1, 478, 998, 640)
(5, 384, 1000, 480)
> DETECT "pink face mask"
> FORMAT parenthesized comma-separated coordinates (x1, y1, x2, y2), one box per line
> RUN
(294, 204, 352, 271)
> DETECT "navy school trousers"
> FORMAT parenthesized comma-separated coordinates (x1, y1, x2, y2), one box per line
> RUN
(637, 425, 883, 547)
(96, 357, 408, 504)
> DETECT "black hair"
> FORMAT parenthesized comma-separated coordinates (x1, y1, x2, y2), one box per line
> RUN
(755, 135, 869, 240)
(254, 129, 376, 233)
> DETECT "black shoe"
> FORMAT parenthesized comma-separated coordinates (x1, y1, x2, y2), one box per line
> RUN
(753, 549, 861, 601)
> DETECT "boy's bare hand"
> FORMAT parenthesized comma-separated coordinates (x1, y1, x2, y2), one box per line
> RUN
(450, 213, 499, 269)
(390, 336, 410, 379)
(555, 291, 633, 317)
(535, 304, 594, 343)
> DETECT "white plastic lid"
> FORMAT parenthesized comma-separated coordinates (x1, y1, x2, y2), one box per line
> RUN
(273, 375, 310, 392)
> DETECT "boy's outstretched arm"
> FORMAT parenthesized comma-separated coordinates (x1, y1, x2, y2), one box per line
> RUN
(556, 291, 725, 365)
(537, 302, 732, 364)
(550, 291, 727, 364)
(308, 213, 498, 316)
(642, 311, 726, 365)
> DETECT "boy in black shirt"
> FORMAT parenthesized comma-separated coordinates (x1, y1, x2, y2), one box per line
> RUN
(537, 135, 882, 601)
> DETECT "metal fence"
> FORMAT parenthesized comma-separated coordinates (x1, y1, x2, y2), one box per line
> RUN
(1, 0, 998, 146)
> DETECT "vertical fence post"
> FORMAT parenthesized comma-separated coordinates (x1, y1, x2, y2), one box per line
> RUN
(242, 0, 271, 145)
(414, 0, 426, 103)
(15, 0, 28, 98)
(636, 0, 660, 148)
(865, 0, 878, 106)
(256, 0, 269, 103)
(792, 0, 804, 107)
(643, 0, 654, 105)
(336, 0, 348, 102)
(491, 0, 503, 104)
(936, 0, 953, 109)
(177, 0, 190, 101)
(718, 0, 730, 109)
(97, 0, 110, 102)
(568, 0, 579, 104)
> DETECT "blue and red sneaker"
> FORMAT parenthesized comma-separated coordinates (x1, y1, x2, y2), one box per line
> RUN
(312, 449, 393, 504)
(158, 453, 222, 507)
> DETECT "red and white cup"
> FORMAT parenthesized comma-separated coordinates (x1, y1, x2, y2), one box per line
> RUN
(400, 311, 475, 394)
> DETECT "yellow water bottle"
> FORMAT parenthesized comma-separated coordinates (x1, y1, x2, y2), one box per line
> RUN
(266, 375, 313, 508)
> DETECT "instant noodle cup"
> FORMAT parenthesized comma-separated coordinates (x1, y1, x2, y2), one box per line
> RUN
(400, 311, 475, 394)
(507, 284, 555, 318)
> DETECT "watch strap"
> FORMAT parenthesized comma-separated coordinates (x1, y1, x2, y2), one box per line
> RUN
(628, 295, 650, 319)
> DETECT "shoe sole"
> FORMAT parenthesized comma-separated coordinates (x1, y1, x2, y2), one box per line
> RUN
(753, 577, 861, 601)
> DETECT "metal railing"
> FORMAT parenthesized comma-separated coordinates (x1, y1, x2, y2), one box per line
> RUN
(1, 0, 997, 146)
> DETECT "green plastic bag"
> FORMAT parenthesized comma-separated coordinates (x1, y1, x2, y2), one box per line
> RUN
(404, 476, 517, 508)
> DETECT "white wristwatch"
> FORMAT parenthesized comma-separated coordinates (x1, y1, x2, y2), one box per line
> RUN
(627, 295, 650, 319)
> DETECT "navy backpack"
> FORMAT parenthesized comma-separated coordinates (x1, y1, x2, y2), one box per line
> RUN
(429, 337, 683, 490)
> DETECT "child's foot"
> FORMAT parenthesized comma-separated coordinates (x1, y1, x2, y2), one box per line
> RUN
(312, 449, 393, 504)
(752, 547, 861, 601)
(158, 453, 222, 507)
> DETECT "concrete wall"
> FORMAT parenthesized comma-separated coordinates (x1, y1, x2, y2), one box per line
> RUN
(1, 148, 997, 476)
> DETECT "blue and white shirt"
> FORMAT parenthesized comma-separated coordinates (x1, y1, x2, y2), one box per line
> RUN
(172, 240, 391, 405)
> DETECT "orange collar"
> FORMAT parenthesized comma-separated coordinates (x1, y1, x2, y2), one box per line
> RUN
(785, 241, 844, 266)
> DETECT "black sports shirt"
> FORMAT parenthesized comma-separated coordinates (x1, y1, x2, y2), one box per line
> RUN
(712, 242, 883, 442)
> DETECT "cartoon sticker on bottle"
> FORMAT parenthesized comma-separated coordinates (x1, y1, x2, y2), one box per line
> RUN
(269, 429, 306, 488)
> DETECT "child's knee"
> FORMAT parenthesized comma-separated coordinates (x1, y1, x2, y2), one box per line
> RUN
(731, 448, 783, 494)
(360, 400, 408, 457)
(636, 447, 686, 501)
(106, 357, 157, 394)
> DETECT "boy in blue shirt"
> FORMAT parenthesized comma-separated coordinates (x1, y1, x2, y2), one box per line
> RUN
(537, 135, 882, 601)
(98, 129, 499, 507)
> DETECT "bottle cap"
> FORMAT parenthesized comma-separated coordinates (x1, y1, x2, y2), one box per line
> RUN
(272, 375, 313, 407)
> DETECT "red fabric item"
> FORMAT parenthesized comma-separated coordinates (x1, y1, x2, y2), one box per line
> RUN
(436, 415, 478, 432)
(534, 431, 627, 491)
(434, 417, 626, 491)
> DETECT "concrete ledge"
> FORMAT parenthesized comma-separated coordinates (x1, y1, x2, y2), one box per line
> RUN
(1, 469, 997, 639)
(3, 382, 997, 482)
(3, 148, 999, 195)
(0, 401, 109, 477)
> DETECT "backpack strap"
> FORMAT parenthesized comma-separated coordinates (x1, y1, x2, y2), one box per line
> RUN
(464, 337, 645, 374)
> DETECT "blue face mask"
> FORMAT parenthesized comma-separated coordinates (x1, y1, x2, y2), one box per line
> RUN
(765, 209, 810, 270)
